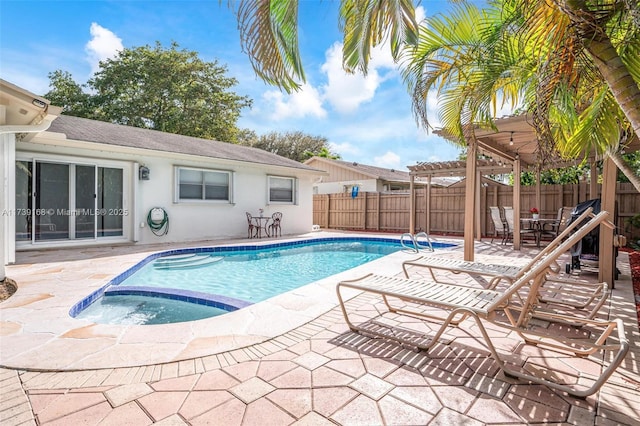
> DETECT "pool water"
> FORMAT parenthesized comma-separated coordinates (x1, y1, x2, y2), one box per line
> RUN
(123, 241, 402, 303)
(76, 295, 229, 325)
(73, 238, 455, 325)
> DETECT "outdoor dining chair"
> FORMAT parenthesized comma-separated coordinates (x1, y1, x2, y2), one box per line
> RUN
(541, 206, 573, 239)
(245, 212, 256, 238)
(503, 206, 538, 245)
(269, 212, 282, 237)
(489, 206, 508, 244)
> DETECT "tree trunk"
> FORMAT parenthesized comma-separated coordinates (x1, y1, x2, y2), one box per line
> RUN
(608, 150, 640, 194)
(587, 36, 640, 144)
(560, 0, 640, 144)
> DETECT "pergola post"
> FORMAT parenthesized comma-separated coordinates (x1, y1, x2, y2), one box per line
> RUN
(590, 159, 599, 199)
(599, 156, 617, 286)
(464, 140, 477, 261)
(475, 169, 482, 240)
(513, 157, 522, 250)
(426, 175, 431, 234)
(409, 174, 415, 234)
(535, 166, 541, 214)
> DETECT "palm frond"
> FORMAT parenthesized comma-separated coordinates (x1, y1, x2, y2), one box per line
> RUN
(341, 0, 418, 74)
(561, 87, 624, 159)
(234, 0, 303, 93)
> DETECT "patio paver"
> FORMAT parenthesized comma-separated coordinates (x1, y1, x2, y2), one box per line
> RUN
(1, 232, 639, 425)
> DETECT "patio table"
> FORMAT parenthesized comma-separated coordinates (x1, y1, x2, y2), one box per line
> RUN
(520, 218, 559, 248)
(252, 216, 271, 238)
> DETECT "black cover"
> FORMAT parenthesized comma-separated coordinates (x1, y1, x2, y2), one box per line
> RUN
(567, 198, 601, 259)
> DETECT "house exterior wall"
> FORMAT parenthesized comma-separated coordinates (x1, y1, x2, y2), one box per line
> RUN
(15, 134, 316, 249)
(1, 133, 15, 275)
(314, 178, 378, 195)
(306, 159, 371, 182)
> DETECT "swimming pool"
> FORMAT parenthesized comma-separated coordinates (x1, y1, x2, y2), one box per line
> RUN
(71, 237, 455, 325)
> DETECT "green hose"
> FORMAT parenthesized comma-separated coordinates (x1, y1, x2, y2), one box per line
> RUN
(147, 208, 169, 236)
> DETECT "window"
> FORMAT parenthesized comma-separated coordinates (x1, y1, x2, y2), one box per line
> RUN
(268, 176, 296, 204)
(176, 167, 231, 202)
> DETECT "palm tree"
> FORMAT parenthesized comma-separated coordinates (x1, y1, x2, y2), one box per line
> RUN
(400, 0, 640, 191)
(230, 0, 419, 93)
(518, 0, 640, 190)
(229, 0, 640, 190)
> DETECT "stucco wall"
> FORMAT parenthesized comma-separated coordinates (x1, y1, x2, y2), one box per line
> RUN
(313, 179, 378, 195)
(15, 136, 317, 248)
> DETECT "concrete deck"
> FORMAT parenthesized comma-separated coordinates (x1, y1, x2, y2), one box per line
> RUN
(1, 232, 638, 425)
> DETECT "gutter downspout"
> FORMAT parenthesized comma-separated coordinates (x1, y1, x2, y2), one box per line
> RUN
(0, 117, 56, 281)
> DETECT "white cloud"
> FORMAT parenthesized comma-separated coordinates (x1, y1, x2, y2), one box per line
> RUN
(329, 141, 361, 158)
(415, 6, 426, 23)
(373, 151, 402, 169)
(262, 83, 326, 120)
(321, 42, 397, 114)
(85, 23, 123, 73)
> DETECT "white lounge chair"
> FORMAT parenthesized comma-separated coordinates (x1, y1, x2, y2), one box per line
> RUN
(402, 207, 593, 289)
(336, 210, 628, 398)
(402, 207, 609, 317)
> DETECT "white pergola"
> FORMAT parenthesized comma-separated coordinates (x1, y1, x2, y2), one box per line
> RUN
(407, 114, 628, 285)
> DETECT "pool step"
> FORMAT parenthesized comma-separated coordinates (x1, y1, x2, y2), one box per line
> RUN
(153, 254, 223, 269)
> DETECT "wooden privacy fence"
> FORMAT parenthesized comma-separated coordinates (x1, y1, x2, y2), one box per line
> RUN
(312, 182, 640, 242)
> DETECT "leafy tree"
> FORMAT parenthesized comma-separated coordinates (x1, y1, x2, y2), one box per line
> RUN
(303, 146, 341, 161)
(44, 70, 94, 117)
(45, 42, 252, 143)
(238, 131, 339, 162)
(236, 128, 259, 146)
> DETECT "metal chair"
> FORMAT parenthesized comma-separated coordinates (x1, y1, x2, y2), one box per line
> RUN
(245, 212, 256, 238)
(542, 206, 573, 239)
(489, 206, 508, 244)
(503, 206, 538, 245)
(269, 212, 282, 237)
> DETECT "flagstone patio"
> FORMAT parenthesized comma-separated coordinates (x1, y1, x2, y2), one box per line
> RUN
(1, 233, 638, 425)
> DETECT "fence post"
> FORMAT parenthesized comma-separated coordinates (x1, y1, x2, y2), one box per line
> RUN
(324, 194, 330, 228)
(426, 177, 431, 234)
(376, 193, 381, 231)
(362, 191, 367, 230)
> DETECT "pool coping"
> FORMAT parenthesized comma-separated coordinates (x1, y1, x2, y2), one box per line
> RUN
(0, 233, 460, 371)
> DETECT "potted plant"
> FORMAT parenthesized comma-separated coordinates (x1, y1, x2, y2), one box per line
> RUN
(530, 207, 539, 220)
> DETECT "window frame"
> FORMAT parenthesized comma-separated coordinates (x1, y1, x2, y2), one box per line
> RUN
(174, 166, 234, 203)
(267, 175, 297, 205)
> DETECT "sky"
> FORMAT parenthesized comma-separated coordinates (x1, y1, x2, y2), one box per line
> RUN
(1, 0, 476, 170)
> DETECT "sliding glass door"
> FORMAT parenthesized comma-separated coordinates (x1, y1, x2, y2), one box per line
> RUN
(34, 162, 70, 241)
(15, 160, 124, 243)
(75, 165, 96, 239)
(97, 167, 123, 237)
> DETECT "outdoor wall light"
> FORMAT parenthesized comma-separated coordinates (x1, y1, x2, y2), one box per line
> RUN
(509, 131, 514, 146)
(32, 98, 47, 108)
(139, 165, 150, 180)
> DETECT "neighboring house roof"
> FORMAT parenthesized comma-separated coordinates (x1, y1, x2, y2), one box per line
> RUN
(45, 115, 320, 172)
(303, 157, 457, 187)
(304, 157, 413, 182)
